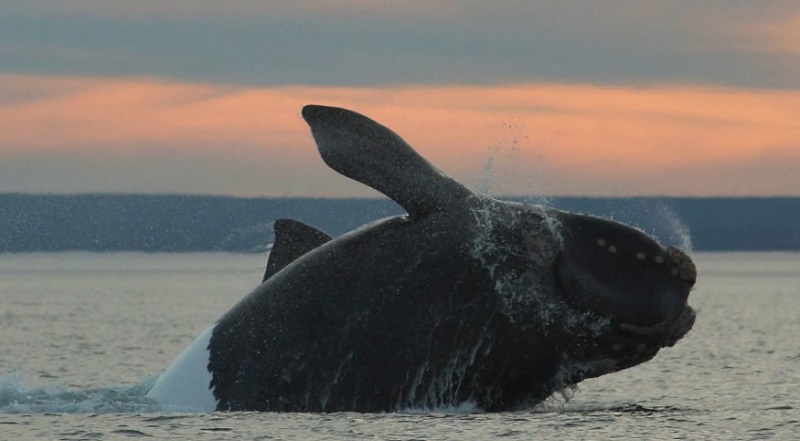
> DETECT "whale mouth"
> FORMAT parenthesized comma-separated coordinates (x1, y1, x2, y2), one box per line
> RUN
(618, 304, 696, 348)
(583, 305, 696, 375)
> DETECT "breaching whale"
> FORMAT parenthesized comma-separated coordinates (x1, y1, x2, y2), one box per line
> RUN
(146, 105, 697, 412)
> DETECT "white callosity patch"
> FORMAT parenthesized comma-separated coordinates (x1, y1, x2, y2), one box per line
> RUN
(145, 325, 217, 411)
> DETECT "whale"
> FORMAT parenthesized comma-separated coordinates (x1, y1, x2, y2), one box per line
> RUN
(146, 105, 697, 412)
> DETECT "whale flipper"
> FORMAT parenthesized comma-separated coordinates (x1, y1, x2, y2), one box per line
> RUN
(262, 219, 332, 282)
(302, 105, 474, 218)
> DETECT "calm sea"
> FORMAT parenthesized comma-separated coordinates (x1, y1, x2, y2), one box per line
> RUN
(0, 252, 798, 440)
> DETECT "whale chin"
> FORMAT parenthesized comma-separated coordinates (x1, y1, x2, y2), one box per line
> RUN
(564, 304, 697, 384)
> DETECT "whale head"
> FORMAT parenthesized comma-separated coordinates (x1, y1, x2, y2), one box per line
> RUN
(555, 211, 696, 326)
(551, 210, 696, 371)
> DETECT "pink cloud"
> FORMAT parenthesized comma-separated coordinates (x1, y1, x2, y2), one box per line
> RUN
(1, 73, 799, 196)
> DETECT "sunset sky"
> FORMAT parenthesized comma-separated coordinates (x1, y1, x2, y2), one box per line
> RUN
(1, 1, 798, 197)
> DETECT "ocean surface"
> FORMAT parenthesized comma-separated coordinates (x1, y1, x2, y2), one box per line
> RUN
(0, 252, 798, 440)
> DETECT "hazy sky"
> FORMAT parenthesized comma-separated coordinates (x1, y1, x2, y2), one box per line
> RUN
(1, 1, 798, 197)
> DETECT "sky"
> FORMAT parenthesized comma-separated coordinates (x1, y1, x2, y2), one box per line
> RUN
(1, 1, 799, 198)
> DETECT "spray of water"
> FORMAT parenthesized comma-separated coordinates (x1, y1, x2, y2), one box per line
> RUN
(477, 116, 543, 198)
(605, 200, 693, 252)
(654, 202, 693, 252)
(0, 372, 163, 414)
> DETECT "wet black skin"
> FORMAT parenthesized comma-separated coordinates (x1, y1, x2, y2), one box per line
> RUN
(208, 200, 696, 412)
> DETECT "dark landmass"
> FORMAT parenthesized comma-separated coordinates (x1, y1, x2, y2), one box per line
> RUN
(1, 194, 798, 252)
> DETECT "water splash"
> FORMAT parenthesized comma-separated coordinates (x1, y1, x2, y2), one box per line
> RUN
(477, 116, 538, 197)
(653, 202, 693, 252)
(0, 372, 203, 414)
(477, 156, 495, 197)
(400, 400, 484, 415)
(602, 200, 693, 252)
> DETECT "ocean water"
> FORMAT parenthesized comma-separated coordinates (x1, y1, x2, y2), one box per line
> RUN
(0, 252, 797, 440)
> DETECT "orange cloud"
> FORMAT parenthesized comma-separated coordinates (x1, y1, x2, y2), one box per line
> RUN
(1, 73, 799, 196)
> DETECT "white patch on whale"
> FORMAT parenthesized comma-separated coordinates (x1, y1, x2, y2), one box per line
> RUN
(146, 325, 217, 411)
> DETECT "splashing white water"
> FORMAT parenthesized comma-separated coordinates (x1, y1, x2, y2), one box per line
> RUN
(603, 200, 693, 252)
(477, 116, 539, 197)
(0, 372, 164, 414)
(654, 202, 693, 252)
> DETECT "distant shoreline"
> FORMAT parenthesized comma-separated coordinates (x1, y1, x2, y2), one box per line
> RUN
(2, 194, 798, 252)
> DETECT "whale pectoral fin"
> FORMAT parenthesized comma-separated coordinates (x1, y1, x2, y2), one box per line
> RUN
(262, 219, 332, 282)
(301, 105, 475, 218)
